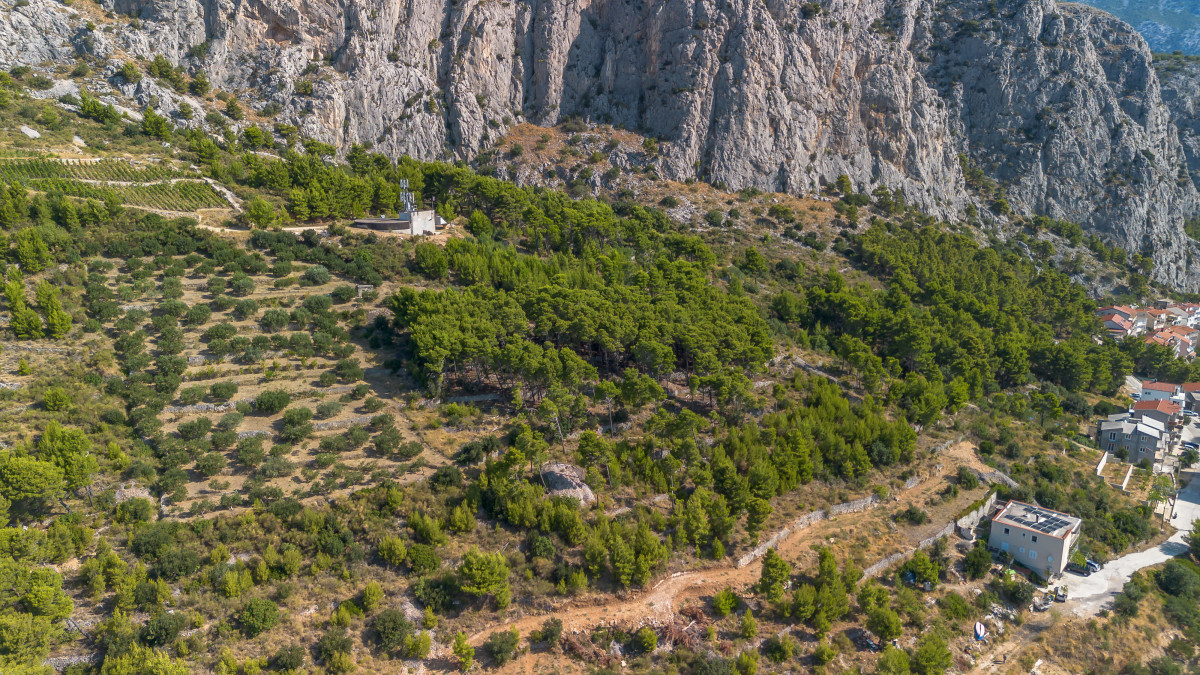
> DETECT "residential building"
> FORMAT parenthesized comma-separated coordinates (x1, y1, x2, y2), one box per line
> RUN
(1184, 383, 1200, 412)
(988, 501, 1082, 577)
(1096, 414, 1165, 461)
(1103, 314, 1134, 339)
(1140, 380, 1181, 401)
(1131, 399, 1182, 428)
(1144, 326, 1198, 360)
(1097, 306, 1147, 336)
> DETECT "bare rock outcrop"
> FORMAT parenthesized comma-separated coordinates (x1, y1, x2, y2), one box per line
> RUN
(1, 0, 1199, 286)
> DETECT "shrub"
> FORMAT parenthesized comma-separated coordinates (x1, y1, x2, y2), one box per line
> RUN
(239, 598, 281, 637)
(271, 645, 304, 671)
(531, 617, 562, 645)
(302, 265, 331, 285)
(937, 592, 972, 620)
(739, 610, 757, 638)
(42, 387, 70, 411)
(253, 390, 291, 415)
(896, 505, 928, 525)
(407, 544, 441, 575)
(712, 587, 738, 617)
(178, 417, 212, 440)
(485, 628, 520, 666)
(179, 385, 206, 406)
(378, 537, 407, 568)
(142, 611, 187, 646)
(635, 626, 657, 652)
(116, 498, 154, 524)
(361, 582, 383, 612)
(912, 634, 952, 675)
(237, 437, 265, 468)
(964, 544, 992, 579)
(412, 243, 448, 279)
(119, 61, 141, 83)
(867, 606, 903, 641)
(316, 401, 343, 419)
(316, 627, 352, 663)
(196, 452, 226, 477)
(373, 608, 412, 651)
(812, 640, 835, 665)
(210, 382, 238, 401)
(763, 635, 795, 663)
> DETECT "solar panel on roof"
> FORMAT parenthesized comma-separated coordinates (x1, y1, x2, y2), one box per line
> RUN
(1007, 508, 1070, 534)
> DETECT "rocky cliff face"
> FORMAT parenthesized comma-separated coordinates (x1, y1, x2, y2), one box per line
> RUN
(1, 0, 1198, 287)
(1073, 0, 1200, 55)
(1157, 56, 1200, 191)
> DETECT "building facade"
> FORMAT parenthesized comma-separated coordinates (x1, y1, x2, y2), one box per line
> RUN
(988, 501, 1081, 578)
(1097, 414, 1165, 461)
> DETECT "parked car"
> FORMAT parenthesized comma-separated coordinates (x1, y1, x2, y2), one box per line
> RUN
(1183, 441, 1198, 450)
(1066, 561, 1091, 576)
(1086, 559, 1101, 573)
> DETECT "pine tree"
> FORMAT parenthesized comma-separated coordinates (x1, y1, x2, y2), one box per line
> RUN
(36, 281, 70, 338)
(452, 631, 473, 671)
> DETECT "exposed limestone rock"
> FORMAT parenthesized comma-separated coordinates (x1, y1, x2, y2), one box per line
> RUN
(540, 462, 595, 505)
(0, 0, 1199, 285)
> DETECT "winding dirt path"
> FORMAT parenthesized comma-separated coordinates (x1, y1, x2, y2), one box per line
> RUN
(468, 442, 992, 648)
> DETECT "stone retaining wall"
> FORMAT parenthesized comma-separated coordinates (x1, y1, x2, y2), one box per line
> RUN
(313, 415, 373, 431)
(737, 494, 881, 568)
(862, 522, 956, 579)
(43, 653, 100, 670)
(954, 491, 999, 538)
(163, 400, 243, 414)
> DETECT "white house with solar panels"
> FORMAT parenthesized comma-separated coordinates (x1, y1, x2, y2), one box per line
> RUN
(987, 500, 1082, 578)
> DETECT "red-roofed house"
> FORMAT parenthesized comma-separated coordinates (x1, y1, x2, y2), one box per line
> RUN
(1132, 399, 1182, 427)
(1141, 380, 1182, 401)
(1144, 328, 1196, 359)
(1103, 314, 1135, 339)
(1098, 306, 1148, 335)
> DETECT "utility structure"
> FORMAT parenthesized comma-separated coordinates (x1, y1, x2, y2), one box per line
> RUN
(352, 180, 445, 235)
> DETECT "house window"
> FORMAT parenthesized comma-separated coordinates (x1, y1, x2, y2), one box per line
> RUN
(1110, 432, 1117, 441)
(1047, 555, 1053, 563)
(1032, 535, 1038, 543)
(1021, 532, 1026, 538)
(1019, 547, 1025, 554)
(1003, 527, 1010, 535)
(1000, 542, 1009, 552)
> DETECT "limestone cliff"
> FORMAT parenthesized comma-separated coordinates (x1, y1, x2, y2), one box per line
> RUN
(1, 0, 1199, 287)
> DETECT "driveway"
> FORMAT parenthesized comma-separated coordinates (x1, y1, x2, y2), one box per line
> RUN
(1065, 470, 1199, 616)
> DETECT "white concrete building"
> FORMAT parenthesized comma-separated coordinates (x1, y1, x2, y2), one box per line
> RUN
(988, 500, 1082, 578)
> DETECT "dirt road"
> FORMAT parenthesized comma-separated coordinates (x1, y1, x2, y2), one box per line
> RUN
(468, 442, 993, 648)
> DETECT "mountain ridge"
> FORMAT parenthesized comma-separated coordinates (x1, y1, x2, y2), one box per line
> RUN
(1074, 0, 1200, 54)
(3, 0, 1200, 288)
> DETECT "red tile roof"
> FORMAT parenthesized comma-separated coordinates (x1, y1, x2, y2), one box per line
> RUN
(1184, 383, 1200, 393)
(1142, 381, 1180, 392)
(1106, 315, 1133, 329)
(1133, 400, 1181, 415)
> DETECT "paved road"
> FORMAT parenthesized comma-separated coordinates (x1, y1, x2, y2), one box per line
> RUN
(1066, 470, 1199, 615)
